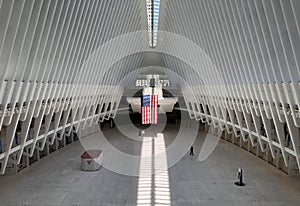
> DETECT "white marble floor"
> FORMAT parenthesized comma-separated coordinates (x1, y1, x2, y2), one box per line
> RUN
(0, 124, 300, 206)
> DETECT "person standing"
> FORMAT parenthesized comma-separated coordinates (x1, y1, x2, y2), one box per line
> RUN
(190, 146, 194, 156)
(0, 137, 2, 153)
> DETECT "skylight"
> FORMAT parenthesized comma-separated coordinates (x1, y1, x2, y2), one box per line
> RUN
(146, 0, 160, 48)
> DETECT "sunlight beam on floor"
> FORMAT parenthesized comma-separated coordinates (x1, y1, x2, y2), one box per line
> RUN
(154, 133, 171, 206)
(137, 133, 171, 206)
(137, 137, 153, 206)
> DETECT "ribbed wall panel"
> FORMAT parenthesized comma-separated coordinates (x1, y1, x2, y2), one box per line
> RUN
(161, 0, 300, 172)
(0, 0, 145, 174)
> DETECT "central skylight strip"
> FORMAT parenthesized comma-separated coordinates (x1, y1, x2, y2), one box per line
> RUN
(146, 0, 160, 48)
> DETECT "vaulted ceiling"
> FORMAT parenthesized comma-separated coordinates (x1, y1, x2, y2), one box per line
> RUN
(0, 0, 299, 175)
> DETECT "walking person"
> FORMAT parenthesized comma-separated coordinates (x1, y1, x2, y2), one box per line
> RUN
(190, 146, 194, 156)
(0, 137, 2, 153)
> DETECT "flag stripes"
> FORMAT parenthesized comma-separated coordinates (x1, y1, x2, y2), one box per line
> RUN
(142, 94, 158, 124)
(152, 94, 158, 124)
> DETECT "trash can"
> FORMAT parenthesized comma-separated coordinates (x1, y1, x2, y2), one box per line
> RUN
(80, 150, 103, 171)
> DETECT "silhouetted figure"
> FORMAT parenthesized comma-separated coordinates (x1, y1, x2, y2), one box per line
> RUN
(235, 168, 245, 186)
(284, 124, 291, 147)
(0, 137, 2, 153)
(286, 132, 291, 147)
(190, 146, 194, 156)
(260, 124, 265, 136)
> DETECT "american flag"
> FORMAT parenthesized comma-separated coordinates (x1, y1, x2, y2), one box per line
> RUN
(142, 95, 151, 124)
(142, 94, 158, 124)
